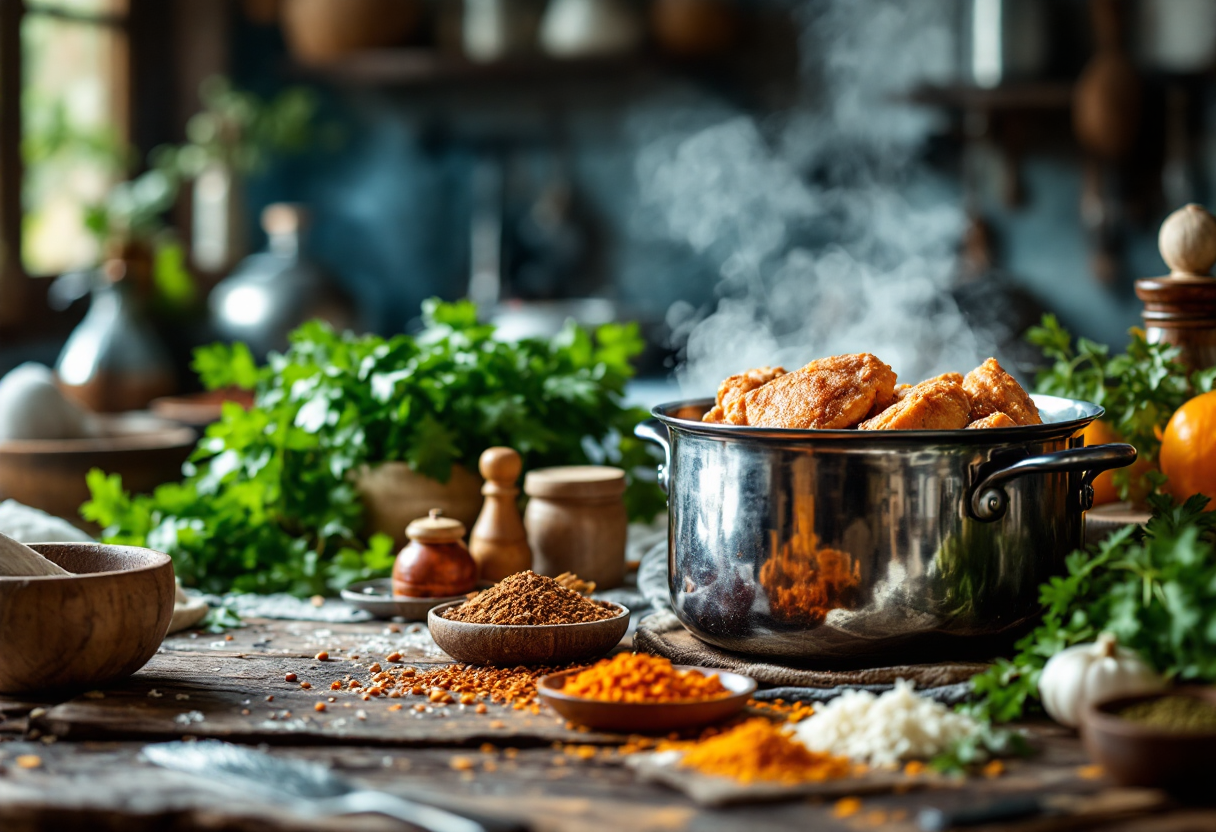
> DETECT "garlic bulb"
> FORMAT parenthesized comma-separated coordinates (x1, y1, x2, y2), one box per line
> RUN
(1039, 632, 1165, 727)
(0, 530, 70, 577)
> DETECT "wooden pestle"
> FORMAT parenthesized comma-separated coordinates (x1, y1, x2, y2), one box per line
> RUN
(468, 447, 532, 582)
(0, 530, 71, 576)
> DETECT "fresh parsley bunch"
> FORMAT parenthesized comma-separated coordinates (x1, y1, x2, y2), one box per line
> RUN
(83, 299, 664, 595)
(969, 494, 1216, 723)
(1026, 314, 1216, 498)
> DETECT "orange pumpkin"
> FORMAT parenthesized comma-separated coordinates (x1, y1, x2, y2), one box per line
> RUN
(1083, 420, 1153, 506)
(1159, 391, 1216, 507)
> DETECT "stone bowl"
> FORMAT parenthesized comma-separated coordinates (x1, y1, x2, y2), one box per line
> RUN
(427, 600, 629, 666)
(0, 543, 175, 694)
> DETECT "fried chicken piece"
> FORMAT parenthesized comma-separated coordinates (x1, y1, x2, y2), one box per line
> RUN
(963, 358, 1042, 426)
(702, 365, 786, 423)
(966, 412, 1017, 429)
(725, 354, 897, 429)
(859, 376, 971, 431)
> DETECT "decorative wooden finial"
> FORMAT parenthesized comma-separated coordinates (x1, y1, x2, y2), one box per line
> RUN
(468, 447, 532, 582)
(1135, 204, 1216, 373)
(1158, 203, 1216, 277)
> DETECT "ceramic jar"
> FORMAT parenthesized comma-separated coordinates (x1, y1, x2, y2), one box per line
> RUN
(392, 509, 479, 598)
(523, 466, 627, 589)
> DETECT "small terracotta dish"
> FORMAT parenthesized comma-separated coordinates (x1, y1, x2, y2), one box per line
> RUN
(341, 578, 467, 621)
(0, 543, 175, 694)
(538, 665, 757, 733)
(1082, 687, 1216, 797)
(427, 600, 629, 666)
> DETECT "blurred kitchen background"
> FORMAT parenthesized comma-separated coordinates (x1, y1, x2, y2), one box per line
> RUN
(2, 0, 1215, 402)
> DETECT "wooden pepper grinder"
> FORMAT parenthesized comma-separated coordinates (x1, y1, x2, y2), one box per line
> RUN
(1135, 203, 1216, 373)
(469, 447, 532, 582)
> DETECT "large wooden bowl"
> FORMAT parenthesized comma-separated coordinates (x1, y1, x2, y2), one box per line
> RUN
(427, 601, 629, 666)
(0, 414, 195, 532)
(0, 543, 176, 694)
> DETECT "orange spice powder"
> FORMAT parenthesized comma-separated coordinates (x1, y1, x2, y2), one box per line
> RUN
(561, 653, 729, 703)
(678, 718, 852, 784)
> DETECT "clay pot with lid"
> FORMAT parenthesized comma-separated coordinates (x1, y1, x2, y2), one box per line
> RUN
(523, 466, 627, 589)
(392, 509, 479, 599)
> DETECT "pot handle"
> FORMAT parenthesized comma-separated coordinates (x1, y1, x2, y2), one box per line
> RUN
(634, 419, 672, 494)
(969, 443, 1138, 522)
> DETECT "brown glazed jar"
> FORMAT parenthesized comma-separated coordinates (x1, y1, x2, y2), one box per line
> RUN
(392, 509, 478, 598)
(523, 466, 627, 589)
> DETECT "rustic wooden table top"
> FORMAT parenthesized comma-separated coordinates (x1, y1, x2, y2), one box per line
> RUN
(0, 615, 1210, 832)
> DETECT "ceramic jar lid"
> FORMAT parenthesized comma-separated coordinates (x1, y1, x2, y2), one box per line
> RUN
(405, 509, 466, 544)
(523, 466, 626, 500)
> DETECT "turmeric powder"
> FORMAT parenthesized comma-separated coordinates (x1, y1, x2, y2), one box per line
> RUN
(678, 718, 852, 784)
(561, 653, 729, 703)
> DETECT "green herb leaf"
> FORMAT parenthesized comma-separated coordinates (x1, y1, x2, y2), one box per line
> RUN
(85, 300, 663, 596)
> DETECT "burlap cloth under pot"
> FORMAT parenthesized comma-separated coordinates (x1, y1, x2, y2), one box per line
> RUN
(632, 541, 989, 696)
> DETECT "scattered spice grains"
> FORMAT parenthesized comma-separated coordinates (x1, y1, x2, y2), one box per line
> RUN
(677, 718, 852, 784)
(561, 653, 729, 703)
(750, 697, 816, 723)
(352, 662, 567, 708)
(440, 571, 617, 625)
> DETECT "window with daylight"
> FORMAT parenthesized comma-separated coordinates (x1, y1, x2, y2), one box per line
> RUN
(0, 0, 133, 330)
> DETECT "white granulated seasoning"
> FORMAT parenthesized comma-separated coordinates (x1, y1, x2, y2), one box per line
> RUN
(794, 679, 979, 768)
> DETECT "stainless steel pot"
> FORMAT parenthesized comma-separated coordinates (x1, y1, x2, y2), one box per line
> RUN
(635, 395, 1136, 661)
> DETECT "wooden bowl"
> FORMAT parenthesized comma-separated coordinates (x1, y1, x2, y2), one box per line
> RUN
(0, 414, 195, 532)
(538, 665, 756, 733)
(1082, 688, 1216, 797)
(427, 601, 629, 666)
(0, 543, 175, 694)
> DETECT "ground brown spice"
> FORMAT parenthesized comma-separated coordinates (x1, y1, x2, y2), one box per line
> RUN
(441, 570, 618, 625)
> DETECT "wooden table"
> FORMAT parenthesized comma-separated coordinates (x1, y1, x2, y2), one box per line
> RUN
(0, 616, 1208, 832)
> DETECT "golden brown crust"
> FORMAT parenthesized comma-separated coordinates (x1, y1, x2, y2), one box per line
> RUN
(963, 358, 1041, 426)
(965, 412, 1017, 429)
(858, 377, 971, 431)
(726, 354, 897, 429)
(702, 366, 786, 423)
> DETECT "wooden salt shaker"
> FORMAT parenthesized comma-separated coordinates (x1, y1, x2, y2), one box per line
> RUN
(523, 466, 627, 590)
(468, 447, 532, 582)
(1135, 203, 1216, 373)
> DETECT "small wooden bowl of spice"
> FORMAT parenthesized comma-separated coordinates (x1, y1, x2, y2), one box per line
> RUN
(538, 653, 756, 733)
(427, 571, 629, 666)
(1082, 687, 1216, 796)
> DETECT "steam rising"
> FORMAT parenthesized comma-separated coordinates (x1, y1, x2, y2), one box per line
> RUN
(637, 0, 991, 395)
